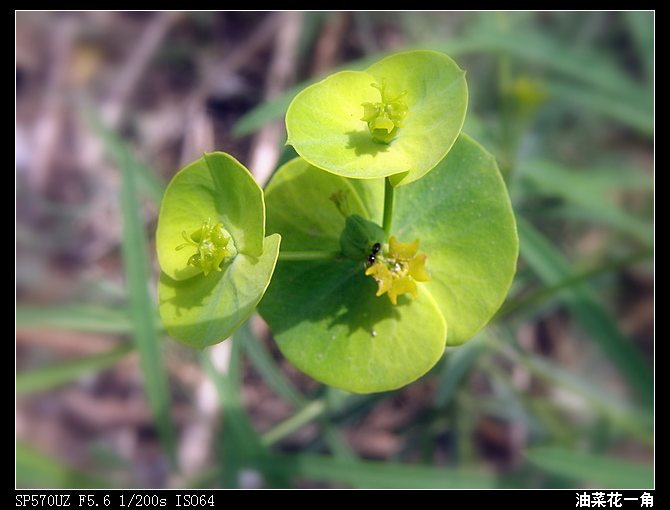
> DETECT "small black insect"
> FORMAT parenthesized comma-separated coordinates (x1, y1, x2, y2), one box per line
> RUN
(368, 254, 376, 264)
(372, 242, 381, 254)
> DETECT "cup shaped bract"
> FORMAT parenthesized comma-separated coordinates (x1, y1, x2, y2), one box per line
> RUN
(286, 50, 468, 187)
(156, 152, 281, 348)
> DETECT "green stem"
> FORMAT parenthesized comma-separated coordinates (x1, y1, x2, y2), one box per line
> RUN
(261, 399, 327, 446)
(382, 177, 394, 239)
(279, 250, 340, 261)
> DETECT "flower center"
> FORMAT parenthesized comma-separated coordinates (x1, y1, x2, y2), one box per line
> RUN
(361, 79, 408, 144)
(176, 218, 235, 276)
(365, 236, 430, 305)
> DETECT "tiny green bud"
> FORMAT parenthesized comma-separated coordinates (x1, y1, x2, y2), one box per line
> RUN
(361, 79, 408, 144)
(176, 218, 235, 276)
(339, 214, 386, 261)
(329, 189, 351, 217)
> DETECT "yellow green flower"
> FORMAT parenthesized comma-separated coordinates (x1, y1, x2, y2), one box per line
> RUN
(360, 80, 408, 144)
(176, 218, 233, 276)
(365, 236, 430, 305)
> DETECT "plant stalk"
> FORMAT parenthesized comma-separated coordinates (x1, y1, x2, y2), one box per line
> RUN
(279, 251, 340, 261)
(382, 177, 394, 239)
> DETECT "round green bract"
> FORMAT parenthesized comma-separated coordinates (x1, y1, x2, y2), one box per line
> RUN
(285, 50, 468, 187)
(258, 158, 446, 393)
(159, 234, 280, 349)
(156, 152, 267, 280)
(259, 135, 517, 392)
(156, 152, 281, 348)
(393, 134, 518, 345)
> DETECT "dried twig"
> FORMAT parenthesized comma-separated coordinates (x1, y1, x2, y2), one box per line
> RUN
(28, 17, 75, 193)
(101, 12, 181, 127)
(180, 13, 283, 166)
(311, 12, 349, 76)
(248, 11, 304, 185)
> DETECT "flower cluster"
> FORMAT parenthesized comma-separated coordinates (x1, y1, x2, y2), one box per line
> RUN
(361, 80, 409, 144)
(365, 236, 431, 305)
(176, 218, 233, 276)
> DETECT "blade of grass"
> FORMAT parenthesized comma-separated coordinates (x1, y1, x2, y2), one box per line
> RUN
(16, 443, 110, 489)
(85, 107, 165, 206)
(243, 324, 354, 461)
(321, 387, 356, 460)
(471, 29, 651, 110)
(202, 323, 277, 488)
(261, 399, 326, 447)
(548, 80, 652, 135)
(489, 331, 652, 443)
(242, 327, 305, 408)
(296, 12, 331, 61)
(520, 161, 653, 191)
(16, 345, 133, 395)
(517, 218, 652, 406)
(186, 392, 398, 488)
(16, 305, 162, 334)
(321, 422, 356, 461)
(625, 11, 653, 83)
(434, 335, 486, 407)
(117, 130, 176, 465)
(524, 446, 653, 488)
(258, 453, 496, 489)
(202, 339, 261, 455)
(498, 248, 652, 319)
(518, 160, 652, 244)
(478, 355, 542, 434)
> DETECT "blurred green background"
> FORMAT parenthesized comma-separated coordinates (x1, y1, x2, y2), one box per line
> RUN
(16, 11, 653, 489)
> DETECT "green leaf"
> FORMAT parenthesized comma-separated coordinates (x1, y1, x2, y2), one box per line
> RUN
(16, 443, 111, 489)
(339, 214, 385, 260)
(261, 258, 447, 393)
(434, 336, 485, 407)
(518, 160, 652, 244)
(16, 346, 132, 395)
(242, 326, 305, 408)
(156, 152, 281, 348)
(259, 453, 496, 488)
(156, 152, 267, 280)
(259, 158, 445, 393)
(285, 50, 467, 186)
(262, 157, 380, 253)
(159, 234, 280, 349)
(259, 134, 516, 392)
(86, 107, 165, 206)
(118, 139, 176, 464)
(524, 447, 653, 489)
(394, 134, 518, 345)
(16, 305, 151, 334)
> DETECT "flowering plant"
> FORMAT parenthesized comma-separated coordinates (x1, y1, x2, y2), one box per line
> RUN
(156, 51, 517, 392)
